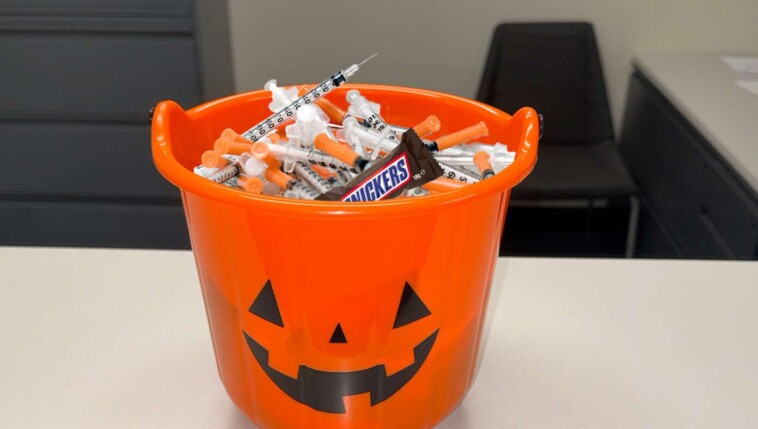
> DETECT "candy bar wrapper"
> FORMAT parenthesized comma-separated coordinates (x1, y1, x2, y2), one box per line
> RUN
(317, 130, 443, 202)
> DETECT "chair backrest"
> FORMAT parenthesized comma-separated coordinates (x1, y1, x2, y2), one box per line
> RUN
(477, 22, 614, 146)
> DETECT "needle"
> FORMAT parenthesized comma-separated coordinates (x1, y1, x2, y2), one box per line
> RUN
(357, 53, 379, 67)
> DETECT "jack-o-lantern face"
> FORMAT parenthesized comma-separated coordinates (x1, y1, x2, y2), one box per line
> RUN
(242, 279, 438, 414)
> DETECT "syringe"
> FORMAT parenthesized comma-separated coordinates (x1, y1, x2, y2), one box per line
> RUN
(346, 89, 398, 142)
(251, 141, 360, 174)
(293, 163, 333, 194)
(208, 163, 242, 183)
(307, 91, 438, 139)
(264, 166, 321, 200)
(433, 153, 515, 167)
(240, 54, 378, 142)
(342, 117, 488, 154)
(439, 163, 482, 183)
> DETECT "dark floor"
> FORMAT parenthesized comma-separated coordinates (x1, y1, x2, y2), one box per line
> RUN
(500, 205, 631, 257)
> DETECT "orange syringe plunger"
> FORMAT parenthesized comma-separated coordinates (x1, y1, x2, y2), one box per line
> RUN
(264, 165, 294, 189)
(251, 141, 282, 169)
(314, 133, 369, 171)
(221, 128, 251, 144)
(318, 97, 349, 123)
(237, 176, 264, 194)
(271, 127, 289, 141)
(473, 151, 495, 179)
(412, 115, 441, 138)
(201, 150, 229, 169)
(311, 164, 336, 180)
(268, 133, 282, 144)
(310, 164, 340, 186)
(432, 121, 489, 152)
(214, 137, 253, 155)
(423, 177, 470, 193)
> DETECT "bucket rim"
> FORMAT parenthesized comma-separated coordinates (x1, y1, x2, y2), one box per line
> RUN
(151, 83, 538, 217)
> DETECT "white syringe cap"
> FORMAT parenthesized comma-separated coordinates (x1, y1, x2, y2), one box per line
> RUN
(297, 105, 319, 122)
(342, 116, 361, 130)
(264, 79, 278, 92)
(239, 153, 266, 177)
(345, 89, 364, 105)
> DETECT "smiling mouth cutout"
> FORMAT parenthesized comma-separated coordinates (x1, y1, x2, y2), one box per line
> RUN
(243, 280, 437, 413)
(243, 330, 438, 413)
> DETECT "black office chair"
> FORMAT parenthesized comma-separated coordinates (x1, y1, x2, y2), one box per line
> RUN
(477, 22, 639, 257)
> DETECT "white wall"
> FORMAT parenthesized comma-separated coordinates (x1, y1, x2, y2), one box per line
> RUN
(228, 0, 758, 130)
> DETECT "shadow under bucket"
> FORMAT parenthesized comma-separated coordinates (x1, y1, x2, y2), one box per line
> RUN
(151, 84, 539, 429)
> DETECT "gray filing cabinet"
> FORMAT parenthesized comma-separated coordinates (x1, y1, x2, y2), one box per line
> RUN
(0, 0, 233, 248)
(619, 70, 758, 259)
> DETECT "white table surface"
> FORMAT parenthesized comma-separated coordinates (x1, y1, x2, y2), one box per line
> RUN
(634, 52, 758, 193)
(1, 247, 757, 428)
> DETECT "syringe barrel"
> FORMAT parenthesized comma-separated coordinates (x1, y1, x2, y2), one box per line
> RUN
(438, 163, 481, 183)
(290, 181, 320, 200)
(388, 124, 408, 136)
(293, 163, 331, 194)
(355, 104, 398, 142)
(208, 163, 242, 183)
(347, 123, 399, 154)
(433, 154, 515, 166)
(267, 143, 358, 173)
(241, 71, 351, 142)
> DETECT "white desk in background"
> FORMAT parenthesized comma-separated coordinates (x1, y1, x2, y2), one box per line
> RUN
(1, 247, 757, 428)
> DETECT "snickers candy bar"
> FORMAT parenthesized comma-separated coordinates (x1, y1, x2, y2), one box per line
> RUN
(317, 130, 443, 202)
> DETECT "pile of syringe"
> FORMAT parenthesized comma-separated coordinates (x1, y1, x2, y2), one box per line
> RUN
(193, 55, 516, 202)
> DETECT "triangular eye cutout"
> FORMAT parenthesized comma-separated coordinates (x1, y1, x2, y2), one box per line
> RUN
(393, 282, 431, 328)
(329, 323, 347, 344)
(249, 280, 284, 327)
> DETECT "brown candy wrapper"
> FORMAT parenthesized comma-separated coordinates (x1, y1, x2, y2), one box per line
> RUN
(317, 130, 443, 202)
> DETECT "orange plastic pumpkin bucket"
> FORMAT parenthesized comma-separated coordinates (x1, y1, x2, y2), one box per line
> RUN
(151, 84, 538, 429)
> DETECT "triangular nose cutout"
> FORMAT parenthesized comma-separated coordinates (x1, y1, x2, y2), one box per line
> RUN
(329, 323, 347, 344)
